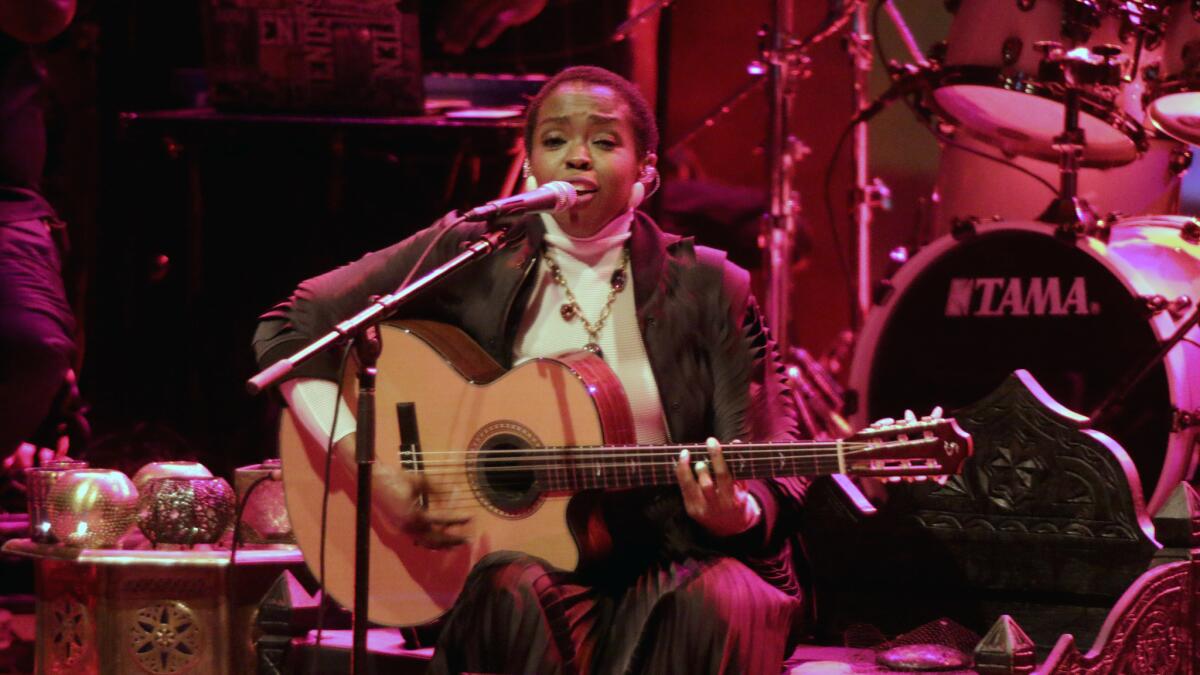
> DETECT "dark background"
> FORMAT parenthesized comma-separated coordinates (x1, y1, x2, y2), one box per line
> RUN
(39, 1, 859, 478)
(45, 1, 1198, 478)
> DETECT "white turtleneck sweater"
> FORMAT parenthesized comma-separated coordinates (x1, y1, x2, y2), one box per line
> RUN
(282, 210, 668, 446)
(513, 211, 667, 444)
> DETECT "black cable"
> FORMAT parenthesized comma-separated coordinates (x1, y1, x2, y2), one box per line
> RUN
(223, 472, 276, 666)
(401, 215, 470, 292)
(815, 0, 888, 331)
(225, 470, 271, 559)
(872, 0, 888, 67)
(311, 342, 353, 675)
(822, 120, 861, 330)
(932, 129, 1060, 196)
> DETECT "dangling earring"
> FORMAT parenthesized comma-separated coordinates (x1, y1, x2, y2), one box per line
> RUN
(627, 181, 646, 210)
(522, 158, 538, 192)
(627, 166, 658, 210)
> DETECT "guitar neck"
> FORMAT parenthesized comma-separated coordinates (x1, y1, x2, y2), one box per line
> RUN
(520, 438, 933, 492)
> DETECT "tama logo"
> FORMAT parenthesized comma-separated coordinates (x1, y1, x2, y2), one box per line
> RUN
(945, 277, 1099, 317)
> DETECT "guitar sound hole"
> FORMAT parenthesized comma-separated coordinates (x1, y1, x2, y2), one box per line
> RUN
(477, 434, 542, 516)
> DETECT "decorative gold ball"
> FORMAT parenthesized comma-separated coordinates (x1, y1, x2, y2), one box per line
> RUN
(47, 469, 139, 548)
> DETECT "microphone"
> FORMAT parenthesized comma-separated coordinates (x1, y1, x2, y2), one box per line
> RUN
(460, 181, 579, 222)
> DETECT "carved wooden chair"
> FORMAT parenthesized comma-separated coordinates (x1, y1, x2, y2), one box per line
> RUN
(787, 369, 1200, 674)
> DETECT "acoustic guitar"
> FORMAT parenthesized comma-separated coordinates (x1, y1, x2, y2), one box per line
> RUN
(278, 320, 972, 627)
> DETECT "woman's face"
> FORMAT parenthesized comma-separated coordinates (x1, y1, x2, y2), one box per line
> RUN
(529, 81, 653, 237)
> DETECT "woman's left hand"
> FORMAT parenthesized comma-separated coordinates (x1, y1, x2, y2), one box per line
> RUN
(675, 438, 762, 537)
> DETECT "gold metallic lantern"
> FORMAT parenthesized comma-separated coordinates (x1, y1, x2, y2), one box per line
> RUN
(233, 459, 293, 544)
(24, 460, 88, 543)
(131, 461, 213, 492)
(136, 476, 236, 546)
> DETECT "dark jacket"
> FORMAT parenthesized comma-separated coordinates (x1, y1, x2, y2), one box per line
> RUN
(253, 211, 809, 594)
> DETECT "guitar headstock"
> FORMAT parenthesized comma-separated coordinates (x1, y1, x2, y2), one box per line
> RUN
(843, 417, 972, 482)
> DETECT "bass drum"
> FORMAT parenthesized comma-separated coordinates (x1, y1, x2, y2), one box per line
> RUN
(848, 217, 1200, 514)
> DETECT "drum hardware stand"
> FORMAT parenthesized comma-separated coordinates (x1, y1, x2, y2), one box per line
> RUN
(1034, 43, 1126, 240)
(652, 3, 864, 345)
(761, 0, 820, 352)
(1170, 147, 1194, 177)
(1091, 302, 1200, 429)
(1181, 218, 1200, 244)
(846, 0, 935, 323)
(1173, 408, 1200, 432)
(1142, 294, 1193, 320)
(848, 4, 888, 325)
(950, 215, 980, 241)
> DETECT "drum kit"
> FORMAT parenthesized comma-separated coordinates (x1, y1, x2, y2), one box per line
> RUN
(838, 0, 1200, 514)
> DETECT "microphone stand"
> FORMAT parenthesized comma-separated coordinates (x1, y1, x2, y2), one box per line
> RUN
(246, 221, 518, 675)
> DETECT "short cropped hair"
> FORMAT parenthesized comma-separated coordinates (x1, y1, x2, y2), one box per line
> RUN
(523, 66, 659, 158)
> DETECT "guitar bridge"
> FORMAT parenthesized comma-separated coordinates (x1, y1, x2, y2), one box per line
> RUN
(397, 402, 422, 472)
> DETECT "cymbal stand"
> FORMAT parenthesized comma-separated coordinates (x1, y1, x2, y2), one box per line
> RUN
(761, 0, 809, 353)
(849, 2, 879, 324)
(1034, 43, 1125, 239)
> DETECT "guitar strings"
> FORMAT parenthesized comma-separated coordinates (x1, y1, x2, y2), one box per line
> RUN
(379, 437, 930, 458)
(353, 451, 949, 511)
(412, 462, 948, 510)
(358, 449, 915, 488)
(308, 443, 948, 511)
(380, 442, 888, 462)
(348, 446, 935, 486)
(396, 448, 944, 508)
(392, 445, 932, 472)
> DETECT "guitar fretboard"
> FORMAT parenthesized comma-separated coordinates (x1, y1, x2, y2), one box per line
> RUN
(472, 438, 943, 492)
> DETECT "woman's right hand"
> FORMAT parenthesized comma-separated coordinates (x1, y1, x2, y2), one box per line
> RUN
(375, 463, 471, 549)
(336, 435, 470, 549)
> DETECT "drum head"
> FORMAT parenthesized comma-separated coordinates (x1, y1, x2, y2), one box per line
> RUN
(932, 85, 1139, 167)
(856, 226, 1171, 498)
(1148, 93, 1200, 146)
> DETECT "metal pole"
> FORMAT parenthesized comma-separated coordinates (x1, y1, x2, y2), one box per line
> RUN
(851, 3, 874, 322)
(764, 0, 796, 352)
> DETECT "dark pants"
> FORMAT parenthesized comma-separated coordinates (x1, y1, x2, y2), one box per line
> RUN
(0, 217, 74, 455)
(427, 551, 803, 675)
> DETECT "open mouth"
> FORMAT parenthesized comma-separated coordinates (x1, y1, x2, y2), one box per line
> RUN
(571, 186, 599, 206)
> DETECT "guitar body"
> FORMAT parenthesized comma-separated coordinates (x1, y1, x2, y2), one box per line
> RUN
(278, 321, 637, 627)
